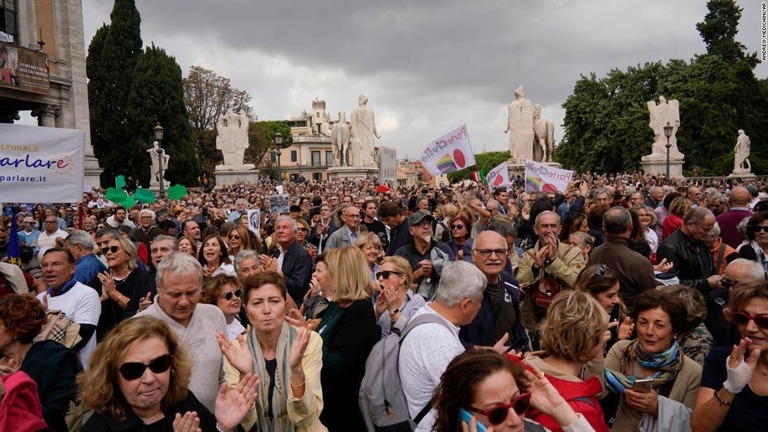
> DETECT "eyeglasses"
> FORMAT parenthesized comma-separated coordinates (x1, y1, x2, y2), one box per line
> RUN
(344, 214, 360, 219)
(118, 354, 173, 381)
(751, 226, 768, 233)
(229, 235, 242, 240)
(376, 270, 402, 279)
(414, 220, 432, 228)
(451, 224, 465, 230)
(468, 392, 531, 425)
(473, 249, 507, 257)
(44, 220, 58, 224)
(729, 311, 768, 329)
(222, 289, 242, 301)
(101, 246, 120, 254)
(720, 277, 737, 289)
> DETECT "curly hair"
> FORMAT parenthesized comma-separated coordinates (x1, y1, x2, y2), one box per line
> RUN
(77, 317, 193, 421)
(432, 350, 526, 432)
(200, 274, 242, 305)
(632, 289, 688, 334)
(0, 294, 47, 344)
(656, 284, 707, 331)
(540, 290, 609, 363)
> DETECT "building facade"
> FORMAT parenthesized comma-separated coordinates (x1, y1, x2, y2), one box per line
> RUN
(0, 0, 100, 187)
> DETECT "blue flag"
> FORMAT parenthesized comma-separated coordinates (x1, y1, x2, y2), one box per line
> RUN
(7, 212, 21, 266)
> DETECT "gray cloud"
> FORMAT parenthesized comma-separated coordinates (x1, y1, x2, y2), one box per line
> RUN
(81, 0, 766, 162)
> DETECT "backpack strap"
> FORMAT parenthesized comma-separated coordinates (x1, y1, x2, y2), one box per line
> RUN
(413, 400, 433, 424)
(714, 244, 726, 273)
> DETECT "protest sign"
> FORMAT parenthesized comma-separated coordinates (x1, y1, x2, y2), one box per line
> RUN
(420, 124, 476, 175)
(486, 161, 510, 189)
(269, 194, 290, 215)
(0, 124, 84, 203)
(247, 209, 261, 237)
(524, 160, 574, 192)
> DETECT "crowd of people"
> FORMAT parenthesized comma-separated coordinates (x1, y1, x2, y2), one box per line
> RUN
(0, 172, 767, 431)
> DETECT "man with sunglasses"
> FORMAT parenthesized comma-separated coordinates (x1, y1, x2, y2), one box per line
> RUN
(136, 252, 227, 412)
(657, 207, 722, 294)
(395, 210, 455, 300)
(589, 207, 656, 312)
(37, 249, 101, 369)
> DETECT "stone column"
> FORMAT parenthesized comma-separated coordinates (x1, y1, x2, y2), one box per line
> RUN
(32, 104, 59, 127)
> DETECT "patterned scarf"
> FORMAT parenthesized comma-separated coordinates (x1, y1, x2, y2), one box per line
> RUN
(604, 339, 684, 393)
(750, 241, 768, 278)
(246, 321, 297, 432)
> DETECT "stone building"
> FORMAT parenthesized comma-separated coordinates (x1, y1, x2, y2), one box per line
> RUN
(0, 0, 100, 187)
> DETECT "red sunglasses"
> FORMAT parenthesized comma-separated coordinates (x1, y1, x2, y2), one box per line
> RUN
(730, 311, 768, 329)
(468, 392, 531, 425)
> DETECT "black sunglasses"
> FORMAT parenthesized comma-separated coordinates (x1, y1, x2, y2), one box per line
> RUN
(730, 311, 768, 329)
(468, 392, 531, 425)
(376, 270, 402, 279)
(118, 354, 173, 381)
(101, 245, 120, 254)
(451, 224, 465, 229)
(223, 289, 242, 301)
(229, 234, 242, 240)
(751, 226, 768, 233)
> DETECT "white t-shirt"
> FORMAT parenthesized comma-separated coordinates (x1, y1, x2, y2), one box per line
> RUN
(399, 304, 464, 432)
(226, 318, 246, 340)
(38, 281, 101, 368)
(36, 229, 68, 260)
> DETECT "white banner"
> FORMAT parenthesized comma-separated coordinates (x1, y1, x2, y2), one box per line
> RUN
(486, 161, 510, 189)
(420, 124, 476, 175)
(524, 160, 574, 192)
(0, 124, 85, 203)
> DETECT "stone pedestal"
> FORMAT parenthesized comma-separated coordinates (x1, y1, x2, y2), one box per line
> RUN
(148, 178, 170, 193)
(729, 168, 755, 178)
(327, 166, 378, 180)
(214, 169, 260, 187)
(640, 158, 685, 179)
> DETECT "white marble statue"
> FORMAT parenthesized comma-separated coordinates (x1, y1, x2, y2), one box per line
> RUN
(642, 96, 684, 161)
(147, 141, 170, 187)
(533, 104, 555, 162)
(331, 112, 350, 167)
(734, 129, 751, 173)
(505, 86, 535, 163)
(215, 110, 254, 171)
(350, 95, 380, 167)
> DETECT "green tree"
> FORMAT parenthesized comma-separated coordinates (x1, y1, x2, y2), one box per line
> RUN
(126, 45, 200, 186)
(245, 120, 293, 170)
(86, 0, 142, 185)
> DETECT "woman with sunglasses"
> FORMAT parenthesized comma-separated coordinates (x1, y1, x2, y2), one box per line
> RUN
(691, 280, 768, 431)
(216, 271, 325, 432)
(202, 274, 246, 339)
(199, 234, 236, 278)
(447, 215, 473, 259)
(228, 225, 254, 259)
(603, 289, 702, 431)
(97, 235, 145, 340)
(432, 350, 595, 432)
(521, 290, 611, 431)
(373, 256, 425, 338)
(79, 316, 258, 432)
(737, 213, 768, 278)
(0, 294, 79, 431)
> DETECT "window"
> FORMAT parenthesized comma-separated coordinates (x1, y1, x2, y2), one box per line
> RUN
(0, 0, 18, 43)
(325, 151, 333, 166)
(290, 150, 297, 162)
(311, 151, 321, 166)
(313, 173, 322, 181)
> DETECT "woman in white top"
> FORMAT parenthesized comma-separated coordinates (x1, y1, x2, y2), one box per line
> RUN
(201, 274, 245, 339)
(633, 205, 659, 253)
(198, 234, 236, 277)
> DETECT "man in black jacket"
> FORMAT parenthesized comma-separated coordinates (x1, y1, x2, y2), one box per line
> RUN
(657, 207, 722, 294)
(265, 215, 312, 306)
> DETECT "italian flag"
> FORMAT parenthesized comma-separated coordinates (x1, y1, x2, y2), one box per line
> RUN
(471, 169, 485, 183)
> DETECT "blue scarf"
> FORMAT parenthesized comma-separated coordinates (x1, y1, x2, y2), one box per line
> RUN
(47, 278, 78, 297)
(605, 339, 684, 393)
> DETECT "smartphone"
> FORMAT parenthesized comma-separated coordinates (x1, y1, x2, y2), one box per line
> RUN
(459, 408, 487, 432)
(633, 378, 655, 393)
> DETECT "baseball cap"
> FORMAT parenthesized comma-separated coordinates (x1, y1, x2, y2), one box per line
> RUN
(408, 210, 435, 226)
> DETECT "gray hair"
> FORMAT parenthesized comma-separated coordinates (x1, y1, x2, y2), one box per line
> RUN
(234, 249, 260, 273)
(710, 221, 721, 237)
(95, 227, 120, 240)
(737, 217, 750, 239)
(64, 229, 95, 251)
(139, 208, 156, 220)
(486, 218, 517, 238)
(151, 235, 179, 250)
(275, 215, 298, 234)
(433, 261, 487, 307)
(726, 258, 765, 280)
(156, 252, 203, 290)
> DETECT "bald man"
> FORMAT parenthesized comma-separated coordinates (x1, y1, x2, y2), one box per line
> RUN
(716, 186, 751, 248)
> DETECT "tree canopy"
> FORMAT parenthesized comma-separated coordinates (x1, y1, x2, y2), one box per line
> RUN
(556, 0, 768, 176)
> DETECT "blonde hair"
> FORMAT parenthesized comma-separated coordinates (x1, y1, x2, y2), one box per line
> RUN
(111, 235, 138, 271)
(354, 232, 382, 250)
(324, 245, 371, 302)
(540, 290, 609, 363)
(380, 256, 414, 291)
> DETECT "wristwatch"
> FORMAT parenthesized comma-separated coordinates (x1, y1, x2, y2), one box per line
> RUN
(543, 258, 553, 268)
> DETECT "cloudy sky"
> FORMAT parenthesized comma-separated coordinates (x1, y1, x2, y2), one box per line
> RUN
(79, 0, 767, 161)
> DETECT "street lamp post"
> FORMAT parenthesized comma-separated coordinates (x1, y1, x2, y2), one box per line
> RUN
(153, 122, 165, 198)
(663, 121, 673, 183)
(274, 132, 283, 182)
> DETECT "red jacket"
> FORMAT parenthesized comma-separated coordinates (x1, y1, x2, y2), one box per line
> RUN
(0, 371, 50, 431)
